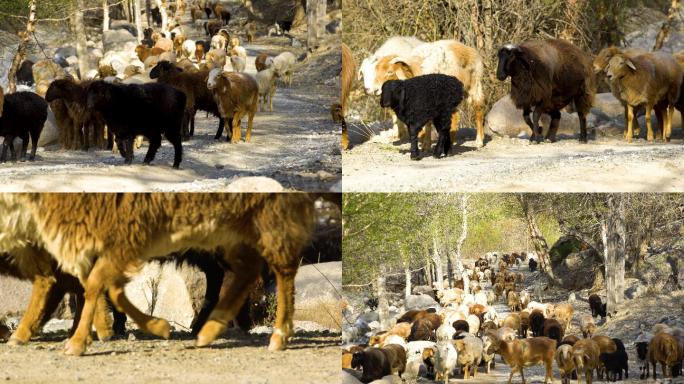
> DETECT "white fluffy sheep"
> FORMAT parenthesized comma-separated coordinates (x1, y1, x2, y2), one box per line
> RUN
(255, 67, 277, 112)
(359, 36, 424, 94)
(230, 55, 246, 73)
(181, 39, 196, 60)
(211, 34, 227, 52)
(272, 51, 296, 86)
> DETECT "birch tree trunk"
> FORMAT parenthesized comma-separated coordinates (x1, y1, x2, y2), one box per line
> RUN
(404, 264, 411, 299)
(7, 0, 37, 93)
(306, 0, 325, 51)
(123, 0, 132, 22)
(103, 0, 110, 32)
(432, 236, 444, 290)
(145, 0, 152, 27)
(155, 0, 169, 32)
(376, 265, 390, 330)
(602, 194, 626, 316)
(73, 0, 90, 80)
(134, 0, 143, 43)
(518, 194, 557, 281)
(292, 0, 306, 29)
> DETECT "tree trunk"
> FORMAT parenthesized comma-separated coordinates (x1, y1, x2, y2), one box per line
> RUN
(404, 264, 411, 299)
(73, 0, 90, 80)
(133, 0, 142, 43)
(455, 194, 469, 273)
(155, 0, 169, 32)
(7, 0, 37, 93)
(602, 194, 626, 316)
(376, 266, 390, 330)
(518, 194, 557, 281)
(432, 235, 444, 290)
(145, 0, 152, 27)
(103, 0, 110, 32)
(292, 0, 306, 29)
(306, 0, 317, 51)
(123, 0, 132, 22)
(560, 0, 586, 42)
(654, 0, 679, 51)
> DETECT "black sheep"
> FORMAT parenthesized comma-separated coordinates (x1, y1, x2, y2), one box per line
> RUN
(636, 341, 649, 379)
(85, 81, 184, 168)
(142, 27, 154, 48)
(453, 320, 470, 335)
(529, 309, 545, 337)
(600, 350, 629, 381)
(0, 92, 47, 162)
(277, 20, 293, 33)
(588, 294, 607, 318)
(218, 9, 231, 25)
(17, 60, 35, 86)
(150, 7, 162, 27)
(351, 348, 392, 383)
(380, 73, 464, 160)
(528, 258, 538, 272)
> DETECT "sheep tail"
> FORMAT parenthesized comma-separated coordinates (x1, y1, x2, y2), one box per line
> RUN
(469, 56, 485, 108)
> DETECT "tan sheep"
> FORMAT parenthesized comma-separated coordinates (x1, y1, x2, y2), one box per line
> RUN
(207, 69, 258, 143)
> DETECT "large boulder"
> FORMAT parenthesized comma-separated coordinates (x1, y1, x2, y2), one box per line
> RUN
(38, 106, 60, 147)
(404, 294, 438, 311)
(640, 248, 684, 292)
(103, 29, 137, 52)
(225, 176, 284, 192)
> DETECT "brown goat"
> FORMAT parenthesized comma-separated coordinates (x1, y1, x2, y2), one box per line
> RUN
(648, 332, 681, 379)
(497, 39, 595, 143)
(572, 338, 601, 384)
(488, 332, 556, 384)
(553, 303, 574, 333)
(580, 314, 596, 339)
(207, 69, 259, 143)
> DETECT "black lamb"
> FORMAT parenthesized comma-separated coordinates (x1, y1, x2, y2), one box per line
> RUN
(0, 92, 47, 162)
(85, 81, 184, 168)
(17, 60, 35, 86)
(380, 73, 464, 160)
(600, 350, 629, 381)
(528, 258, 538, 272)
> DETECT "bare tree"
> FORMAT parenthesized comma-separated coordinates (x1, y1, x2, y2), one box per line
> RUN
(602, 194, 626, 316)
(134, 0, 142, 44)
(518, 194, 557, 282)
(155, 0, 169, 32)
(432, 234, 444, 290)
(73, 0, 90, 80)
(376, 264, 390, 330)
(306, 0, 325, 51)
(103, 0, 110, 32)
(654, 0, 680, 51)
(7, 0, 37, 93)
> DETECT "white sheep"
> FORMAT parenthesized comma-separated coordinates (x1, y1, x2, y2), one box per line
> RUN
(230, 55, 246, 73)
(431, 341, 458, 384)
(255, 67, 277, 112)
(272, 51, 296, 86)
(211, 34, 227, 52)
(435, 323, 456, 342)
(181, 39, 196, 60)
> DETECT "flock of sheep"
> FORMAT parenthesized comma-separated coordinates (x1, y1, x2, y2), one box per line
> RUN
(341, 35, 684, 159)
(342, 252, 684, 383)
(0, 193, 329, 356)
(0, 0, 299, 168)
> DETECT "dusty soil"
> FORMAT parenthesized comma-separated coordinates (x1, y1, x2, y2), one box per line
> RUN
(345, 262, 684, 384)
(343, 131, 684, 193)
(0, 3, 340, 192)
(0, 327, 339, 383)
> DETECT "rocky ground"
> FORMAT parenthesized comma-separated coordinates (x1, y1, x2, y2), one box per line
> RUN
(0, 1, 341, 192)
(0, 327, 339, 383)
(343, 259, 684, 383)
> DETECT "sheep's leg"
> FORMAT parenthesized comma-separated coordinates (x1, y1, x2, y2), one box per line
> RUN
(475, 104, 485, 147)
(532, 109, 543, 144)
(8, 274, 56, 345)
(196, 254, 263, 347)
(269, 89, 275, 112)
(645, 105, 654, 143)
(20, 135, 29, 161)
(107, 276, 171, 340)
(449, 110, 460, 145)
(420, 123, 432, 153)
(143, 134, 161, 165)
(214, 119, 226, 140)
(522, 108, 535, 141)
(408, 125, 421, 160)
(545, 110, 561, 143)
(392, 112, 408, 141)
(231, 115, 242, 143)
(507, 369, 515, 384)
(666, 105, 674, 142)
(123, 137, 134, 165)
(245, 107, 255, 143)
(625, 105, 635, 143)
(190, 262, 225, 336)
(433, 133, 444, 159)
(190, 110, 196, 137)
(0, 138, 8, 162)
(267, 267, 299, 351)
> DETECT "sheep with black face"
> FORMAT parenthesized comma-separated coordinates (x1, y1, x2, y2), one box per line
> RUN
(380, 73, 464, 160)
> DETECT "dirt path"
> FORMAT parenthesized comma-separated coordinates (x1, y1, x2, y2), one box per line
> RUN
(343, 133, 684, 193)
(0, 3, 340, 192)
(396, 264, 684, 383)
(0, 328, 339, 383)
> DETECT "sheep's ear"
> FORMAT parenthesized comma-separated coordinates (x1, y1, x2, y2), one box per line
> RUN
(389, 57, 414, 79)
(625, 59, 637, 71)
(514, 49, 531, 70)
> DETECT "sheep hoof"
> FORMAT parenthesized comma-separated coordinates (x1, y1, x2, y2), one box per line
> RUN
(410, 153, 421, 161)
(196, 319, 226, 347)
(63, 339, 86, 356)
(268, 332, 287, 351)
(146, 318, 171, 339)
(6, 336, 27, 346)
(96, 328, 114, 342)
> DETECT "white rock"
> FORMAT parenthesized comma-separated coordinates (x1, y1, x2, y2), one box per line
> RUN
(225, 176, 284, 192)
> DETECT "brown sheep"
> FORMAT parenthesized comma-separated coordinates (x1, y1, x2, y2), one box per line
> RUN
(502, 313, 521, 337)
(136, 45, 166, 62)
(351, 347, 392, 382)
(207, 69, 259, 143)
(368, 322, 411, 346)
(255, 53, 271, 72)
(572, 338, 601, 384)
(606, 51, 683, 142)
(648, 332, 681, 379)
(553, 303, 574, 333)
(408, 315, 441, 341)
(488, 333, 556, 384)
(592, 335, 618, 379)
(195, 41, 206, 62)
(45, 79, 109, 151)
(555, 344, 575, 384)
(205, 19, 223, 36)
(382, 344, 407, 376)
(245, 21, 257, 43)
(396, 309, 434, 324)
(507, 291, 522, 312)
(542, 318, 564, 345)
(580, 314, 597, 339)
(9, 193, 317, 356)
(497, 39, 595, 143)
(519, 311, 530, 338)
(154, 37, 174, 52)
(561, 334, 580, 346)
(173, 35, 187, 57)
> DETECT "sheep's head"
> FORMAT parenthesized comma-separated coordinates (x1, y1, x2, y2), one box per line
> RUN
(593, 46, 622, 74)
(351, 351, 365, 369)
(45, 78, 77, 102)
(606, 54, 636, 81)
(85, 81, 112, 110)
(143, 27, 153, 39)
(149, 60, 180, 79)
(497, 44, 530, 81)
(207, 68, 228, 91)
(379, 79, 404, 111)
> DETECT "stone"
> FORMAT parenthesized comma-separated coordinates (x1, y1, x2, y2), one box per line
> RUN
(404, 294, 438, 311)
(103, 29, 137, 52)
(225, 176, 284, 192)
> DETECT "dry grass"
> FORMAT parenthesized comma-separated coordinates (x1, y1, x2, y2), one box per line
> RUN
(294, 296, 342, 331)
